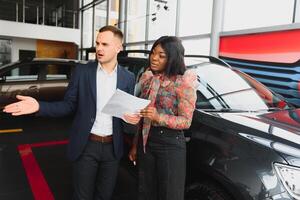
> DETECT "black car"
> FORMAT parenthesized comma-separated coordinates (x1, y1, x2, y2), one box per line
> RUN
(1, 53, 300, 200)
(122, 54, 300, 200)
(179, 56, 300, 200)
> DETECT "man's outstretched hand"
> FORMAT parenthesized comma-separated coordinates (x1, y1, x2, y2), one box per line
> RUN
(3, 95, 39, 116)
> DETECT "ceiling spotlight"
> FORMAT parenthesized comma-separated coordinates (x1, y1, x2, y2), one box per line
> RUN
(164, 4, 169, 10)
(152, 17, 157, 22)
(156, 4, 160, 10)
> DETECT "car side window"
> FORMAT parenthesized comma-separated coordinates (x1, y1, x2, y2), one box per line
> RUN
(1, 64, 39, 82)
(196, 90, 214, 109)
(118, 57, 148, 81)
(45, 64, 72, 80)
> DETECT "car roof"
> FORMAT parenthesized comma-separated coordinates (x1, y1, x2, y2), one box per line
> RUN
(0, 58, 87, 70)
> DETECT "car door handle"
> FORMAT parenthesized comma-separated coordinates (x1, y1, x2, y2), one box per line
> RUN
(28, 85, 38, 90)
(23, 85, 39, 96)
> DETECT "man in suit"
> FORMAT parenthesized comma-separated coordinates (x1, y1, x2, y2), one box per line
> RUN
(4, 25, 140, 200)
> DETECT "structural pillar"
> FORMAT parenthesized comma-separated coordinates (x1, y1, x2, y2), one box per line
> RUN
(210, 0, 224, 57)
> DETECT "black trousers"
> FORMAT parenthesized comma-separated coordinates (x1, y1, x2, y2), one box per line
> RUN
(72, 140, 119, 200)
(137, 126, 186, 200)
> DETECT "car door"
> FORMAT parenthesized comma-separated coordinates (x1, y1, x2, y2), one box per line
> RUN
(0, 63, 41, 109)
(38, 62, 74, 101)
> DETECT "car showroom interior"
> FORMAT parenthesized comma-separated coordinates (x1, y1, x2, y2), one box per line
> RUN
(1, 0, 300, 200)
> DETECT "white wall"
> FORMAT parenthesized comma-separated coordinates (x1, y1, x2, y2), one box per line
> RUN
(0, 20, 80, 45)
(223, 0, 295, 31)
(11, 38, 36, 62)
(178, 0, 213, 37)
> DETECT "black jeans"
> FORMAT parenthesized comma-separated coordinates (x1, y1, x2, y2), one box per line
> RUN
(137, 126, 186, 200)
(72, 140, 119, 200)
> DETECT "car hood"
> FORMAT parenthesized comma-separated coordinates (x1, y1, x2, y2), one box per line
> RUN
(218, 109, 300, 141)
(259, 109, 300, 130)
(216, 109, 300, 164)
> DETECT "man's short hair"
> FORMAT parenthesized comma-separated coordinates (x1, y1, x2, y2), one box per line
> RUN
(99, 25, 123, 41)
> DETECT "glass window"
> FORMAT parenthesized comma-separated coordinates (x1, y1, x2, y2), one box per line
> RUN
(182, 38, 211, 55)
(119, 55, 147, 78)
(45, 64, 72, 80)
(0, 0, 16, 21)
(196, 63, 269, 111)
(83, 0, 93, 6)
(109, 0, 119, 26)
(148, 0, 177, 40)
(179, 0, 213, 37)
(0, 39, 11, 67)
(146, 44, 153, 51)
(43, 0, 78, 28)
(24, 1, 43, 25)
(126, 45, 146, 51)
(87, 52, 96, 61)
(120, 45, 149, 82)
(94, 1, 107, 43)
(126, 0, 147, 42)
(223, 0, 295, 31)
(2, 64, 39, 82)
(82, 8, 93, 48)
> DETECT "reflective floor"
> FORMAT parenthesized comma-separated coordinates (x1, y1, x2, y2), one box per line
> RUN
(0, 115, 136, 200)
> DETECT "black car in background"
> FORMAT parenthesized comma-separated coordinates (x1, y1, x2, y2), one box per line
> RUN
(0, 58, 88, 132)
(179, 56, 300, 200)
(0, 53, 299, 200)
(0, 58, 87, 109)
(0, 52, 148, 109)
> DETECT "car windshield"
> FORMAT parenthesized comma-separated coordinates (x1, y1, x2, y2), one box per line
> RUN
(192, 62, 290, 112)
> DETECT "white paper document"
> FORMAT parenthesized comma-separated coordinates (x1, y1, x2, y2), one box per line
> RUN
(102, 89, 150, 119)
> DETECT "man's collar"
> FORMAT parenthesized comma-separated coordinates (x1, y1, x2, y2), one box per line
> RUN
(98, 62, 118, 75)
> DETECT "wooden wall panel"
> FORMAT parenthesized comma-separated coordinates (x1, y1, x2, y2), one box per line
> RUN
(36, 40, 77, 59)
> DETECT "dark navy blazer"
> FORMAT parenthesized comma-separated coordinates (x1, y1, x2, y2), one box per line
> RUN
(38, 61, 135, 161)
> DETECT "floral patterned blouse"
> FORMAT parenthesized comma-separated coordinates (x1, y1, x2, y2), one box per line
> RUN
(139, 69, 197, 129)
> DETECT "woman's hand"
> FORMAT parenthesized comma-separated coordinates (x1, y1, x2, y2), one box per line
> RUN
(140, 106, 159, 122)
(128, 144, 137, 165)
(123, 113, 141, 124)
